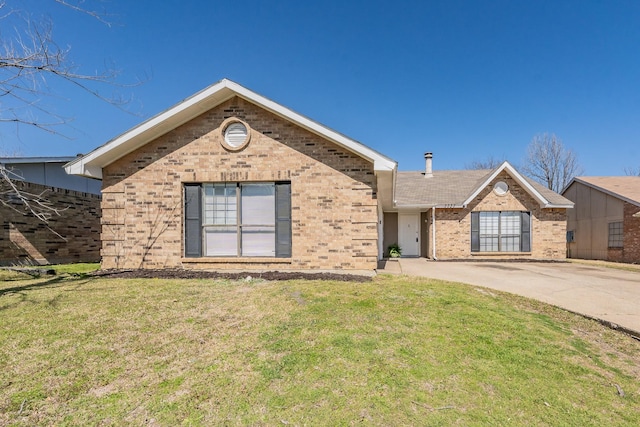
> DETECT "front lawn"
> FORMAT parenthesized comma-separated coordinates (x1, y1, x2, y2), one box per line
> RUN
(1, 270, 638, 425)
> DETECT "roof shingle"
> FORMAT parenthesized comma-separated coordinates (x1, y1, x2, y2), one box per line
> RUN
(395, 165, 572, 208)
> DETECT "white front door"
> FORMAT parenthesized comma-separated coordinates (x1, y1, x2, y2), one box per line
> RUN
(398, 213, 420, 257)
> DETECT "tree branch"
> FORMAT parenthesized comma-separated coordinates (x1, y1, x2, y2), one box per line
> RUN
(522, 133, 583, 192)
(0, 0, 141, 233)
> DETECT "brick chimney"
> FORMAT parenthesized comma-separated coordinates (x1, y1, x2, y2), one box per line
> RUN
(424, 152, 433, 178)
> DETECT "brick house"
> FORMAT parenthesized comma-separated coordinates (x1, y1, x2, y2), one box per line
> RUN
(66, 79, 572, 271)
(66, 79, 395, 272)
(385, 155, 572, 260)
(562, 177, 640, 263)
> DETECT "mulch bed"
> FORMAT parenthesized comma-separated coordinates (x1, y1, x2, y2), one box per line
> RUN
(90, 269, 372, 282)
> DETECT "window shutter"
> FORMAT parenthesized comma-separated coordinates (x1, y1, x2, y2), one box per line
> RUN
(275, 182, 292, 257)
(184, 184, 202, 257)
(471, 212, 480, 252)
(521, 212, 531, 252)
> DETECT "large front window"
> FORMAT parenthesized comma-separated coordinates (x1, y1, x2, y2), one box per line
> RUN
(184, 182, 291, 258)
(471, 211, 531, 252)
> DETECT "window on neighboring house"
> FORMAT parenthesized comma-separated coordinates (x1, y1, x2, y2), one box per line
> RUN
(566, 230, 575, 243)
(608, 221, 623, 248)
(184, 182, 291, 257)
(471, 211, 531, 252)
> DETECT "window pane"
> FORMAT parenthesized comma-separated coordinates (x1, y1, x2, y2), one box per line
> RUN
(479, 212, 499, 251)
(479, 212, 499, 235)
(500, 212, 520, 235)
(203, 184, 214, 224)
(500, 212, 520, 251)
(242, 226, 276, 256)
(204, 184, 236, 225)
(480, 236, 498, 252)
(241, 184, 275, 225)
(501, 236, 521, 251)
(608, 222, 623, 248)
(204, 227, 237, 256)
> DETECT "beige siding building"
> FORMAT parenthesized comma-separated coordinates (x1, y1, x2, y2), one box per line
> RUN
(563, 177, 640, 264)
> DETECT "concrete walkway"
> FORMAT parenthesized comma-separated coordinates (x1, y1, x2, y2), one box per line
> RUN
(378, 258, 640, 338)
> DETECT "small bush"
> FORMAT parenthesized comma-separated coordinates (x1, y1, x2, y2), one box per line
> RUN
(388, 243, 402, 258)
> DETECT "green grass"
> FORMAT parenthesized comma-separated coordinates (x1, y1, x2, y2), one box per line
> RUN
(1, 271, 638, 426)
(47, 263, 100, 275)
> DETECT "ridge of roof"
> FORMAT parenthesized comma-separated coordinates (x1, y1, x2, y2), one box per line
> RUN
(65, 78, 397, 178)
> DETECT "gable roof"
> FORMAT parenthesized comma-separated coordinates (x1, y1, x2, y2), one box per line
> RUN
(395, 161, 573, 209)
(65, 79, 397, 179)
(564, 176, 640, 207)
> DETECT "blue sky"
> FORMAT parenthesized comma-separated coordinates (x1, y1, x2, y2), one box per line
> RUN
(2, 0, 639, 175)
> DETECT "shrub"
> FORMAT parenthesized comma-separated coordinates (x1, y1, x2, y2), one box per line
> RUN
(388, 243, 402, 258)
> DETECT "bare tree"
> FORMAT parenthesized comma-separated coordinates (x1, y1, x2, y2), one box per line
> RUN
(465, 155, 506, 170)
(623, 166, 640, 176)
(0, 165, 67, 239)
(521, 133, 583, 193)
(0, 1, 136, 222)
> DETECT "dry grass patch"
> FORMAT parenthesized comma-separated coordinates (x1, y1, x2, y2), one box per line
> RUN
(1, 271, 639, 426)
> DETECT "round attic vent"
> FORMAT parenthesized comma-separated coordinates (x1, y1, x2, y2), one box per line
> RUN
(493, 181, 509, 196)
(221, 119, 251, 150)
(224, 123, 248, 147)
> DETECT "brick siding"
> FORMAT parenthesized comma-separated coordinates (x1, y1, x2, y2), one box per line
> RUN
(0, 181, 101, 265)
(618, 202, 640, 263)
(100, 96, 378, 271)
(434, 172, 567, 260)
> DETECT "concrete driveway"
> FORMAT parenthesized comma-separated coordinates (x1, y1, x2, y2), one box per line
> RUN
(379, 258, 640, 338)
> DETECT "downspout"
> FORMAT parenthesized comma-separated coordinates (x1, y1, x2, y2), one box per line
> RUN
(431, 206, 437, 260)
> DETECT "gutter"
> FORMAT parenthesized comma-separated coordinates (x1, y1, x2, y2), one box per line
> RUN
(391, 167, 397, 211)
(543, 203, 574, 209)
(392, 203, 465, 209)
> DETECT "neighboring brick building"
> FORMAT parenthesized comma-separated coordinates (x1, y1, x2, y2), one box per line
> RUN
(0, 177, 101, 266)
(66, 79, 572, 272)
(563, 177, 640, 264)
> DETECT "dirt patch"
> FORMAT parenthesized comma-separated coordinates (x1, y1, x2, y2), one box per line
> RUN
(90, 269, 372, 282)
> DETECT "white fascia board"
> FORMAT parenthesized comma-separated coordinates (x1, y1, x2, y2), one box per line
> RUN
(393, 204, 437, 209)
(543, 201, 574, 208)
(64, 160, 102, 179)
(65, 79, 236, 178)
(393, 203, 465, 210)
(66, 78, 397, 178)
(462, 161, 553, 208)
